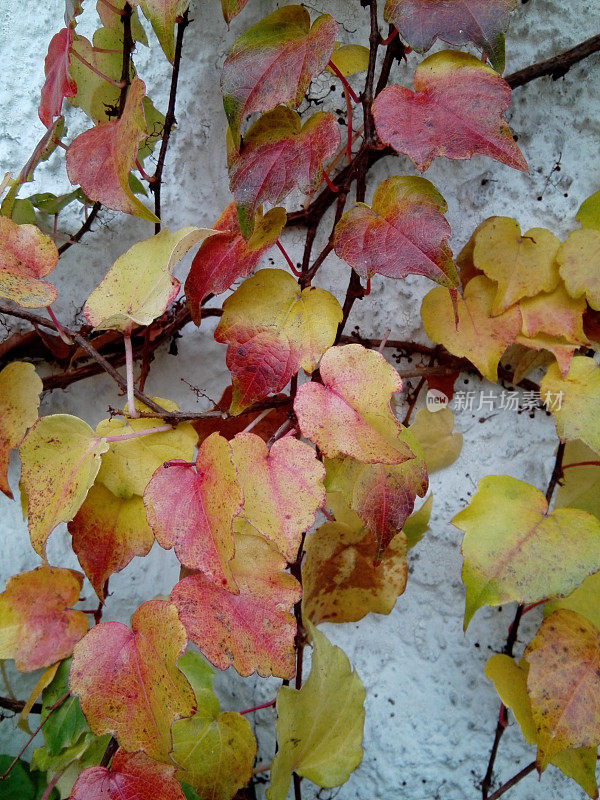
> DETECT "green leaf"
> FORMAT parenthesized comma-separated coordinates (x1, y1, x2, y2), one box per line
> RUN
(138, 0, 188, 63)
(267, 621, 365, 800)
(576, 189, 600, 231)
(0, 756, 58, 800)
(40, 659, 88, 756)
(452, 474, 600, 628)
(555, 440, 600, 520)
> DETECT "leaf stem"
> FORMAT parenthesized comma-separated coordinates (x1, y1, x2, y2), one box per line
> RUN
(276, 240, 302, 277)
(69, 48, 126, 88)
(45, 306, 72, 345)
(39, 768, 65, 800)
(104, 424, 172, 443)
(561, 460, 600, 470)
(123, 333, 138, 417)
(240, 408, 272, 434)
(239, 699, 276, 715)
(327, 60, 360, 103)
(486, 761, 537, 800)
(379, 26, 398, 46)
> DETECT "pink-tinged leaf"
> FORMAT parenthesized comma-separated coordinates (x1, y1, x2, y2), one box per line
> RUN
(373, 51, 527, 172)
(185, 203, 286, 325)
(192, 386, 290, 444)
(384, 0, 516, 72)
(228, 108, 340, 236)
(333, 175, 458, 288)
(171, 527, 301, 678)
(143, 433, 242, 589)
(39, 27, 77, 128)
(231, 432, 326, 562)
(70, 748, 186, 800)
(66, 76, 159, 222)
(69, 599, 196, 761)
(0, 566, 88, 672)
(68, 485, 154, 601)
(221, 5, 337, 146)
(221, 0, 250, 24)
(0, 217, 58, 308)
(294, 344, 414, 464)
(325, 437, 428, 560)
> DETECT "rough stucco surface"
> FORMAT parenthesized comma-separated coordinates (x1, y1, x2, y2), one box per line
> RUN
(0, 1, 599, 799)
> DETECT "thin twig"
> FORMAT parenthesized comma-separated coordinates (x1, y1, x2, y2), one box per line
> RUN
(487, 762, 537, 800)
(506, 34, 600, 88)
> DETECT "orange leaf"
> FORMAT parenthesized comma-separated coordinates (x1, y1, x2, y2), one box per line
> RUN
(0, 217, 58, 308)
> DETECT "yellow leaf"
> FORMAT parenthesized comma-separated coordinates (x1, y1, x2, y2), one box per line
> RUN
(472, 217, 561, 314)
(19, 415, 109, 558)
(554, 440, 600, 521)
(544, 572, 600, 631)
(328, 43, 370, 76)
(84, 227, 214, 332)
(541, 356, 600, 454)
(557, 228, 600, 311)
(408, 407, 463, 472)
(267, 622, 365, 800)
(0, 362, 42, 498)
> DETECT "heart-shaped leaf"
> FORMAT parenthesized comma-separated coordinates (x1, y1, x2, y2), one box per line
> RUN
(0, 567, 88, 672)
(84, 227, 213, 332)
(69, 599, 195, 761)
(0, 217, 58, 308)
(228, 108, 340, 236)
(333, 176, 458, 288)
(185, 203, 286, 325)
(221, 5, 337, 145)
(138, 0, 188, 63)
(373, 51, 527, 172)
(452, 474, 600, 628)
(294, 344, 415, 464)
(540, 356, 600, 454)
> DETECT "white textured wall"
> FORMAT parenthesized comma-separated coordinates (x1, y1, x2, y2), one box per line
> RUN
(1, 1, 599, 798)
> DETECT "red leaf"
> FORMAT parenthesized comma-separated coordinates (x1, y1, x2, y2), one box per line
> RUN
(228, 108, 340, 237)
(221, 5, 337, 145)
(70, 749, 186, 800)
(333, 176, 458, 288)
(171, 529, 301, 678)
(373, 51, 527, 172)
(192, 386, 290, 443)
(184, 203, 285, 324)
(39, 27, 77, 128)
(66, 76, 159, 222)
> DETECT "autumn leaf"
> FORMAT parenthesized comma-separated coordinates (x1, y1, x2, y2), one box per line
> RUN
(554, 441, 600, 521)
(66, 76, 158, 221)
(373, 51, 527, 172)
(0, 362, 42, 499)
(32, 731, 109, 797)
(517, 281, 588, 375)
(0, 566, 88, 672)
(230, 432, 325, 562)
(71, 749, 187, 800)
(39, 27, 77, 127)
(485, 654, 598, 796)
(267, 621, 365, 800)
(0, 217, 58, 307)
(324, 431, 428, 560)
(540, 356, 600, 454)
(171, 525, 301, 678)
(524, 610, 600, 769)
(19, 414, 109, 558)
(452, 474, 600, 628)
(192, 386, 289, 444)
(333, 176, 458, 288)
(294, 344, 414, 464)
(69, 486, 154, 601)
(577, 190, 600, 231)
(171, 656, 256, 800)
(38, 659, 88, 756)
(408, 407, 463, 473)
(138, 0, 188, 63)
(144, 432, 242, 587)
(384, 0, 516, 72)
(557, 228, 600, 311)
(544, 572, 600, 632)
(328, 43, 370, 76)
(70, 599, 196, 761)
(302, 520, 409, 624)
(221, 0, 250, 24)
(421, 275, 522, 381)
(84, 227, 213, 332)
(185, 203, 286, 324)
(471, 217, 561, 314)
(227, 108, 340, 236)
(215, 269, 342, 413)
(221, 5, 337, 146)
(95, 400, 197, 498)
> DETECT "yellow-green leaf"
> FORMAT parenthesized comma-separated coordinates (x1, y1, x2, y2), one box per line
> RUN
(544, 572, 600, 631)
(328, 43, 370, 76)
(540, 356, 600, 454)
(452, 474, 600, 628)
(485, 654, 598, 796)
(83, 227, 213, 333)
(267, 622, 365, 800)
(0, 362, 42, 499)
(554, 440, 600, 521)
(138, 0, 188, 63)
(577, 189, 600, 231)
(408, 407, 463, 472)
(19, 414, 109, 558)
